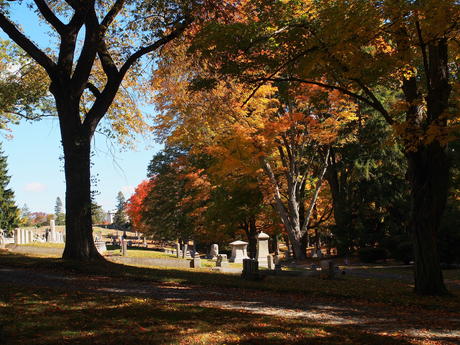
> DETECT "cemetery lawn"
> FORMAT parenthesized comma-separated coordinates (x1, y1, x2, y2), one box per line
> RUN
(1, 284, 423, 345)
(0, 251, 459, 311)
(1, 251, 459, 344)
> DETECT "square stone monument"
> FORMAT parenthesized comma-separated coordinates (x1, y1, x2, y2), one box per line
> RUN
(256, 232, 270, 268)
(229, 240, 250, 263)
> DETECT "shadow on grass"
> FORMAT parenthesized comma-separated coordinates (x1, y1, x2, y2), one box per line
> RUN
(0, 250, 459, 312)
(0, 283, 416, 345)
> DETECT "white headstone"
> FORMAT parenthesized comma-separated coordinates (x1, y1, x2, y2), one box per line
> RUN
(267, 254, 274, 270)
(209, 244, 219, 259)
(256, 232, 270, 267)
(229, 240, 249, 263)
(50, 220, 56, 243)
(14, 228, 19, 244)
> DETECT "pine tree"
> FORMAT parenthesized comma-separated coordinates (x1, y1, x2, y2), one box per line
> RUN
(113, 192, 127, 230)
(54, 197, 65, 225)
(0, 143, 19, 234)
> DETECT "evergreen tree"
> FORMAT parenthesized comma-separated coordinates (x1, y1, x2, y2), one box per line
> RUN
(113, 192, 128, 230)
(0, 143, 19, 234)
(54, 197, 65, 225)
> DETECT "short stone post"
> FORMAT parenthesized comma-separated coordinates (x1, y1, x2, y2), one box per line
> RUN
(50, 220, 56, 243)
(256, 232, 270, 267)
(267, 254, 274, 270)
(121, 239, 128, 256)
(19, 229, 25, 244)
(143, 236, 147, 247)
(274, 255, 282, 271)
(14, 228, 19, 245)
(175, 243, 181, 258)
(182, 243, 188, 259)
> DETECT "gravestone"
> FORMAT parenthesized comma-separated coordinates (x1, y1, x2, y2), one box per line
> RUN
(182, 244, 188, 259)
(267, 254, 274, 270)
(13, 228, 18, 245)
(209, 244, 219, 260)
(191, 256, 201, 268)
(229, 240, 250, 263)
(95, 241, 107, 254)
(175, 243, 181, 258)
(256, 232, 270, 267)
(0, 230, 5, 249)
(242, 258, 260, 280)
(121, 239, 128, 256)
(216, 254, 228, 267)
(50, 220, 56, 243)
(274, 254, 282, 271)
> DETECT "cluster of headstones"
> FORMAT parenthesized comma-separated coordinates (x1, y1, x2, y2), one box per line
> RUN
(208, 232, 281, 270)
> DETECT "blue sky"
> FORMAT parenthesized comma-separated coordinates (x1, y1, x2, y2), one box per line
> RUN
(1, 5, 162, 213)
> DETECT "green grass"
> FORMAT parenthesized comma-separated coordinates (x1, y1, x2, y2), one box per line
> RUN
(0, 283, 416, 345)
(0, 250, 459, 312)
(22, 242, 65, 248)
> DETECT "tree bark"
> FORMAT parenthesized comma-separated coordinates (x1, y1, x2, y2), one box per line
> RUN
(406, 144, 449, 295)
(60, 127, 102, 261)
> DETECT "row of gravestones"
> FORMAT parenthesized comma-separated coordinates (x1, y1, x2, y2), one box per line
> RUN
(12, 223, 65, 245)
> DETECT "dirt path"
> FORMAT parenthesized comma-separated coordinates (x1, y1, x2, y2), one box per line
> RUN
(0, 266, 459, 344)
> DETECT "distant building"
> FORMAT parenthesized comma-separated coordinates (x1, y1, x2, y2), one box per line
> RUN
(106, 211, 116, 224)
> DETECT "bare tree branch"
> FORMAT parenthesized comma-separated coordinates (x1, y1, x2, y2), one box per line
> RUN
(33, 0, 66, 34)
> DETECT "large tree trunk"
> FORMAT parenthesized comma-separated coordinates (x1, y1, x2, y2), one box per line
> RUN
(61, 134, 102, 261)
(406, 143, 449, 295)
(54, 93, 102, 262)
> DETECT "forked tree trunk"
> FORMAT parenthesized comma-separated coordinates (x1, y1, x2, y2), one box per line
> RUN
(406, 143, 449, 295)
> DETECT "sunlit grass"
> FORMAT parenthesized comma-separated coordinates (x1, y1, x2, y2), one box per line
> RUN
(0, 283, 419, 345)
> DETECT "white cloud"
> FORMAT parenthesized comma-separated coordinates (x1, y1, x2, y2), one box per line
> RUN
(120, 185, 135, 196)
(24, 182, 46, 192)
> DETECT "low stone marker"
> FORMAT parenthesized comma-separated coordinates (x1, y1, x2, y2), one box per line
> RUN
(242, 258, 261, 280)
(216, 254, 228, 267)
(209, 243, 219, 260)
(95, 241, 107, 254)
(191, 256, 201, 268)
(319, 260, 337, 279)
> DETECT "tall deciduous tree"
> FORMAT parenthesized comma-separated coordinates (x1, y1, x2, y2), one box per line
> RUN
(192, 0, 459, 295)
(0, 0, 193, 260)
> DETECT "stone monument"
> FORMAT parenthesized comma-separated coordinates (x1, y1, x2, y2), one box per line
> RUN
(256, 232, 270, 267)
(49, 220, 56, 243)
(229, 240, 250, 263)
(209, 244, 219, 260)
